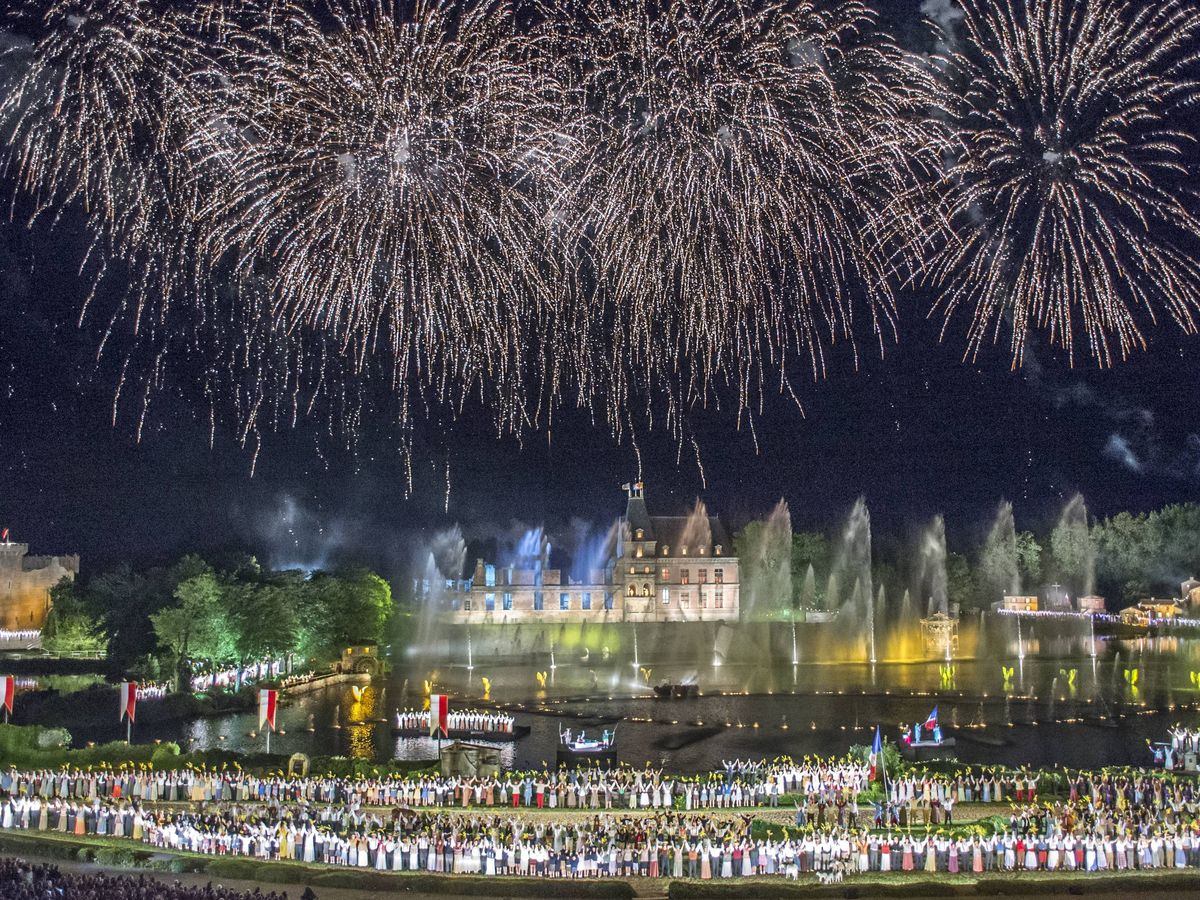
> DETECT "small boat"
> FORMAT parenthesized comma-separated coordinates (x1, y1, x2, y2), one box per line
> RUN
(897, 737, 958, 762)
(653, 682, 700, 700)
(390, 724, 531, 743)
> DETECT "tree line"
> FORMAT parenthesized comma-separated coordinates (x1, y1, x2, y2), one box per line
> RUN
(46, 554, 393, 687)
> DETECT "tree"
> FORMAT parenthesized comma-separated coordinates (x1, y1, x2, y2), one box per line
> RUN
(946, 552, 982, 612)
(43, 578, 106, 655)
(150, 573, 236, 690)
(791, 531, 832, 607)
(229, 581, 301, 664)
(1015, 532, 1042, 588)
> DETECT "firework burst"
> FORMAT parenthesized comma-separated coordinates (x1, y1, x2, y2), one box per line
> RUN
(926, 0, 1200, 365)
(551, 0, 933, 427)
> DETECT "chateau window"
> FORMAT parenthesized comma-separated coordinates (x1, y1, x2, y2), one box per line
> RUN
(681, 546, 688, 556)
(681, 569, 689, 585)
(582, 592, 592, 610)
(715, 568, 724, 584)
(485, 565, 496, 587)
(699, 546, 707, 555)
(641, 583, 652, 597)
(715, 587, 724, 608)
(627, 584, 637, 597)
(485, 593, 495, 612)
(464, 599, 472, 611)
(534, 591, 544, 611)
(661, 545, 669, 556)
(643, 566, 651, 574)
(604, 592, 614, 610)
(560, 592, 570, 610)
(502, 592, 513, 611)
(635, 546, 643, 559)
(714, 544, 723, 556)
(635, 528, 644, 540)
(680, 591, 689, 607)
(699, 569, 708, 583)
(660, 568, 670, 580)
(628, 566, 635, 575)
(661, 588, 670, 605)
(699, 590, 707, 609)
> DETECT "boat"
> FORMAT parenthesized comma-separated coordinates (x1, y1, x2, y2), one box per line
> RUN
(556, 724, 618, 768)
(897, 737, 958, 762)
(653, 682, 700, 700)
(390, 724, 531, 743)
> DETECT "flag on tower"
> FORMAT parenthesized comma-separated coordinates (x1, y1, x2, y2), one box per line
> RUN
(0, 676, 13, 716)
(258, 688, 277, 732)
(118, 682, 137, 723)
(429, 694, 448, 738)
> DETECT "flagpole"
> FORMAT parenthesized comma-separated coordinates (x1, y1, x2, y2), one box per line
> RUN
(126, 717, 131, 745)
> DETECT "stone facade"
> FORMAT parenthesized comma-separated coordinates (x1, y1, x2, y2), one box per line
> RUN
(432, 483, 740, 624)
(0, 540, 79, 630)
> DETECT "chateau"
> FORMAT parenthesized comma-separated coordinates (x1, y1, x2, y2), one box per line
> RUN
(429, 483, 740, 624)
(0, 536, 79, 630)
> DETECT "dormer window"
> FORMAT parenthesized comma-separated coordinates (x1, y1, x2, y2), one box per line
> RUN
(681, 546, 688, 556)
(661, 545, 669, 556)
(635, 528, 644, 540)
(714, 544, 722, 556)
(699, 546, 707, 555)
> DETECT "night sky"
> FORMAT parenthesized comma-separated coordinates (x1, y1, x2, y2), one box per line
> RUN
(1, 0, 1198, 579)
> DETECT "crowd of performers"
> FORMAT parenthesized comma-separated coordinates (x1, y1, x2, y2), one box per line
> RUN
(393, 708, 515, 734)
(0, 857, 290, 900)
(0, 761, 1199, 880)
(0, 759, 869, 812)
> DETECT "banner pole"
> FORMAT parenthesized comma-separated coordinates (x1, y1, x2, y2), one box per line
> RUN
(126, 717, 131, 745)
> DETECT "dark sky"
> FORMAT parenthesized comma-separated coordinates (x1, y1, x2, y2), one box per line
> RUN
(1, 0, 1198, 579)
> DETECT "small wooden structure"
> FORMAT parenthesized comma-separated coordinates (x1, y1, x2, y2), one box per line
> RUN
(337, 643, 384, 676)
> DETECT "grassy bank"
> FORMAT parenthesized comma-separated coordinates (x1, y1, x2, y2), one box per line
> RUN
(0, 831, 635, 898)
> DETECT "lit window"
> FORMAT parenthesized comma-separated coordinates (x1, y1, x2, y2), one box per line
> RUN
(660, 568, 670, 580)
(502, 592, 513, 611)
(714, 544, 723, 556)
(681, 546, 688, 556)
(715, 587, 724, 609)
(641, 583, 652, 597)
(681, 569, 690, 585)
(635, 529, 644, 540)
(715, 568, 724, 584)
(661, 545, 669, 556)
(699, 569, 708, 583)
(485, 593, 495, 611)
(699, 546, 707, 555)
(560, 592, 570, 610)
(661, 588, 669, 605)
(636, 546, 643, 558)
(628, 566, 635, 575)
(485, 565, 496, 587)
(627, 584, 636, 597)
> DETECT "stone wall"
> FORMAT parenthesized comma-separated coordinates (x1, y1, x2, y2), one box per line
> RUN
(0, 544, 79, 630)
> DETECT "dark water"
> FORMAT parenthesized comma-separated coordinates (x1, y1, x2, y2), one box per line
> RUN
(73, 620, 1200, 773)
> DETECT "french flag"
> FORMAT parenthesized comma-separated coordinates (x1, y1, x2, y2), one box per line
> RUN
(0, 675, 13, 716)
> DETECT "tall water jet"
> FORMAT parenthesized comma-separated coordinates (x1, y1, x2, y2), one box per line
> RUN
(920, 516, 949, 617)
(980, 501, 1021, 601)
(831, 498, 874, 659)
(1052, 494, 1096, 600)
(800, 565, 816, 609)
(739, 499, 793, 618)
(413, 525, 467, 655)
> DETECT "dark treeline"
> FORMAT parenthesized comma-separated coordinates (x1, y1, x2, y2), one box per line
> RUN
(46, 553, 393, 684)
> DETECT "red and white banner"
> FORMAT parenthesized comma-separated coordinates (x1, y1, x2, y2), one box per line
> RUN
(258, 688, 277, 733)
(429, 694, 448, 738)
(0, 675, 13, 715)
(118, 682, 137, 723)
